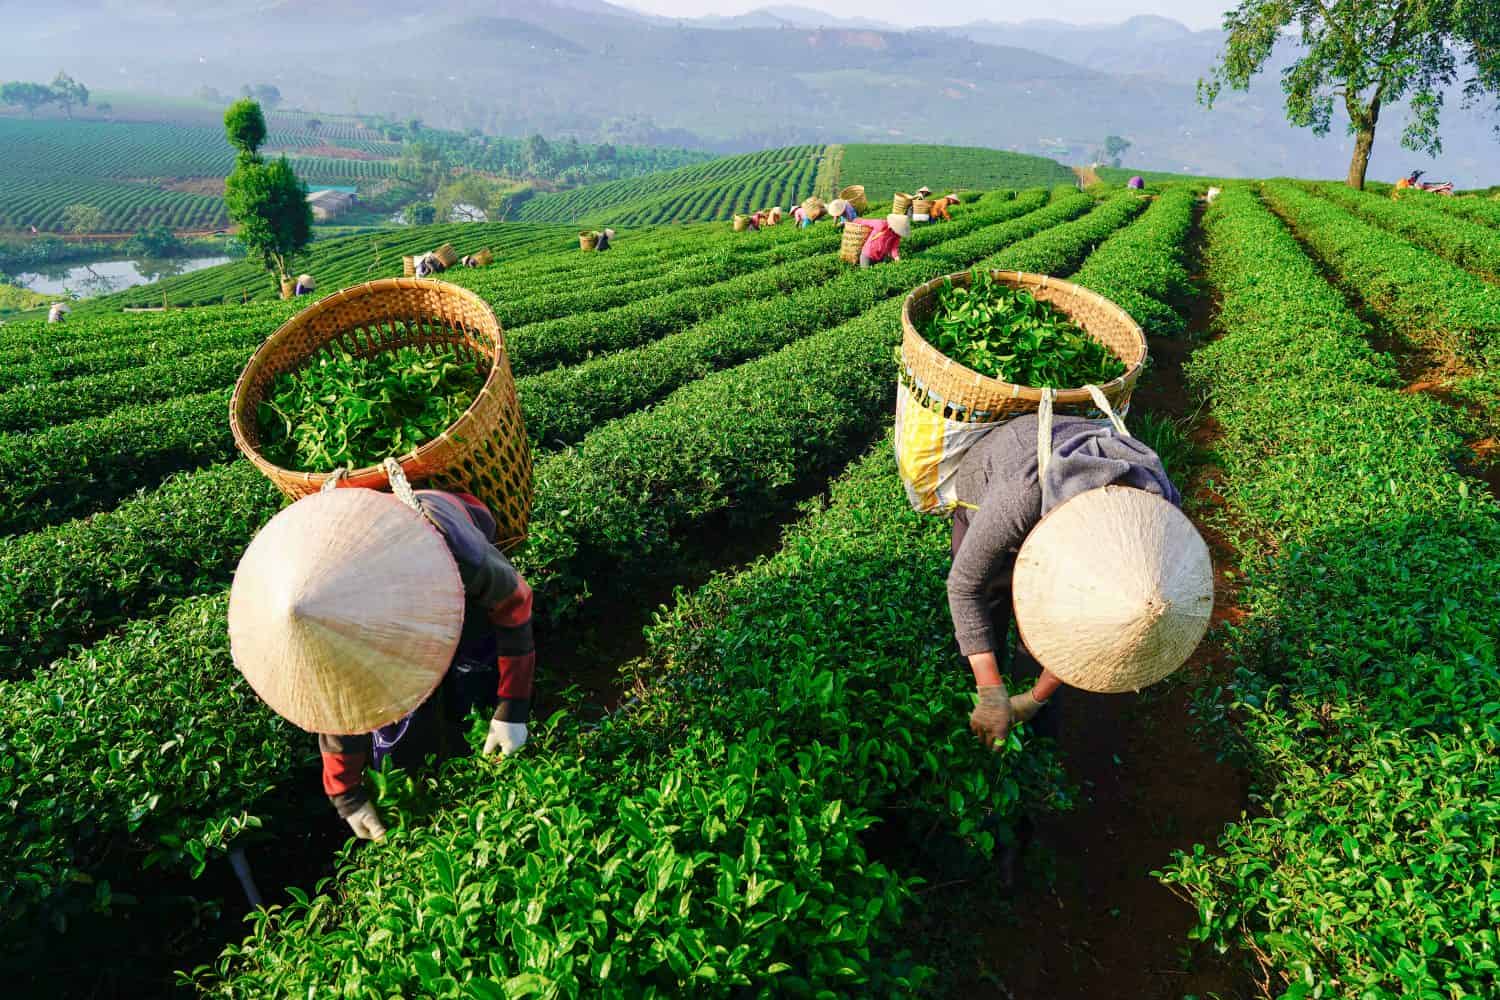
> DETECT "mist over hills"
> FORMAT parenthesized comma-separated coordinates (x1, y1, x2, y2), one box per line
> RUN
(5, 2, 1496, 182)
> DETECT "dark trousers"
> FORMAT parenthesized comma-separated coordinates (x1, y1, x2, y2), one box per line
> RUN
(951, 509, 1060, 740)
(371, 657, 499, 771)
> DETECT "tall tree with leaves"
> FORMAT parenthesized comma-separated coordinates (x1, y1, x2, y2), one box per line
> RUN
(1201, 2, 1500, 189)
(222, 99, 311, 290)
(50, 72, 88, 118)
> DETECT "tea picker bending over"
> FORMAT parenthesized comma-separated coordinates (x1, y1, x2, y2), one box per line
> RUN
(229, 468, 536, 841)
(949, 398, 1210, 748)
(851, 213, 911, 267)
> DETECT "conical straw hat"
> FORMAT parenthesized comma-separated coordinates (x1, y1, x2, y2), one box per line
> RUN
(1013, 486, 1212, 693)
(228, 488, 464, 734)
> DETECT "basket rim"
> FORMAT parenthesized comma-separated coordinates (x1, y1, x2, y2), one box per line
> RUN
(900, 269, 1148, 406)
(229, 276, 506, 490)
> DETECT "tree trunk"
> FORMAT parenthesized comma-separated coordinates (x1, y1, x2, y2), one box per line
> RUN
(1346, 94, 1383, 191)
(1347, 127, 1376, 189)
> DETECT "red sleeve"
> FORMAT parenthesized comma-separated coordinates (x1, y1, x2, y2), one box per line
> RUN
(491, 575, 536, 702)
(318, 733, 373, 817)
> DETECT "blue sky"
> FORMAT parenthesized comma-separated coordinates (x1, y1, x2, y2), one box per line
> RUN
(620, 1, 1225, 31)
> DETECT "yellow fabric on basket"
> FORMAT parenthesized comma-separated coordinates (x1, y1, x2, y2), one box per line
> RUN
(894, 381, 997, 514)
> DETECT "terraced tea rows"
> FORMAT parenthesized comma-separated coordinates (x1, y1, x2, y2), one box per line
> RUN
(5, 155, 1498, 1000)
(1, 184, 1163, 995)
(515, 145, 828, 224)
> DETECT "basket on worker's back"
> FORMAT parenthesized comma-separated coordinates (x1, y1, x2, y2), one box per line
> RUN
(893, 192, 913, 214)
(402, 255, 416, 277)
(895, 270, 1147, 514)
(732, 214, 750, 232)
(579, 230, 598, 251)
(472, 249, 494, 267)
(432, 244, 459, 269)
(840, 185, 868, 215)
(801, 197, 826, 222)
(229, 278, 533, 549)
(839, 223, 872, 265)
(911, 198, 934, 222)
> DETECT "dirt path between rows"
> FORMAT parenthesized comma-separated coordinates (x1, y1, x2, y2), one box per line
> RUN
(940, 204, 1259, 999)
(1072, 165, 1101, 188)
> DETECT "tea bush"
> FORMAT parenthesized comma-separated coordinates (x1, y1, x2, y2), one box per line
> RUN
(1262, 182, 1500, 365)
(1307, 180, 1500, 281)
(1161, 186, 1500, 999)
(188, 444, 1070, 998)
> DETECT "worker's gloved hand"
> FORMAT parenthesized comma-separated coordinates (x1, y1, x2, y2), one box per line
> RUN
(483, 719, 528, 756)
(1009, 689, 1048, 726)
(344, 801, 387, 841)
(969, 684, 1013, 750)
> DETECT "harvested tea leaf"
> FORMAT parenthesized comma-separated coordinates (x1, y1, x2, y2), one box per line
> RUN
(921, 270, 1126, 387)
(257, 347, 486, 472)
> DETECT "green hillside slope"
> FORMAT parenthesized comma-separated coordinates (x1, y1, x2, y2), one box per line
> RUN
(834, 144, 1075, 202)
(514, 146, 828, 224)
(516, 143, 1074, 225)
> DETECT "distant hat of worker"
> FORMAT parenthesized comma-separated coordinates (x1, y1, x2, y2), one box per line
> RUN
(228, 488, 465, 734)
(603, 228, 616, 239)
(297, 274, 315, 290)
(1128, 176, 1145, 190)
(828, 198, 849, 217)
(945, 192, 961, 202)
(885, 213, 912, 239)
(1013, 486, 1213, 694)
(915, 186, 933, 197)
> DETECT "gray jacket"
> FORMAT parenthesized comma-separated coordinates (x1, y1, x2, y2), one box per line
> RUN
(947, 413, 1180, 656)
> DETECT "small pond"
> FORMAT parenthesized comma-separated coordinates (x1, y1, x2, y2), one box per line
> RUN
(8, 256, 234, 298)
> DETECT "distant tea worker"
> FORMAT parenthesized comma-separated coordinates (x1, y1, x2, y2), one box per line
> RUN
(849, 212, 911, 268)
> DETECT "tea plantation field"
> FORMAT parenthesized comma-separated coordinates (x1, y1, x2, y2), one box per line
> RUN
(1, 156, 1497, 999)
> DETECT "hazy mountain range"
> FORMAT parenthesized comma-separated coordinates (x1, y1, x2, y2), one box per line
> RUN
(5, 2, 1496, 181)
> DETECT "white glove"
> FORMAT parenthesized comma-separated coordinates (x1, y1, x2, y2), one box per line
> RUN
(345, 801, 387, 841)
(483, 719, 528, 756)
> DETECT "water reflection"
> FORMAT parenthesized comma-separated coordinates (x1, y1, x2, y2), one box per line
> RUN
(10, 256, 233, 298)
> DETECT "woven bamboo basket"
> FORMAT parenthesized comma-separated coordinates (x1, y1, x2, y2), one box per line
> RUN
(579, 231, 598, 251)
(229, 278, 532, 549)
(432, 244, 459, 269)
(402, 255, 416, 277)
(900, 271, 1147, 423)
(840, 185, 868, 215)
(801, 197, 826, 222)
(732, 215, 750, 232)
(912, 198, 934, 220)
(893, 192, 913, 214)
(472, 248, 494, 267)
(279, 277, 295, 300)
(762, 209, 780, 227)
(840, 223, 872, 265)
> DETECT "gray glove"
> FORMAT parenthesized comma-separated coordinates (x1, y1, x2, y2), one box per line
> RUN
(1009, 690, 1046, 725)
(969, 684, 1012, 749)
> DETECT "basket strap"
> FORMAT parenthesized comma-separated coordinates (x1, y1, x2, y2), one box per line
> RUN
(382, 457, 441, 527)
(1036, 388, 1056, 480)
(319, 468, 346, 493)
(1083, 384, 1131, 436)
